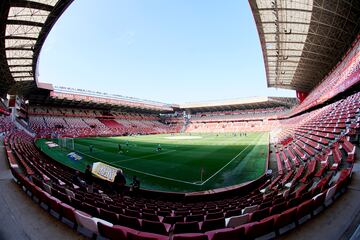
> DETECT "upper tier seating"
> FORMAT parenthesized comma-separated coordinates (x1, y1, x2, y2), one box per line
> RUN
(191, 107, 288, 122)
(28, 110, 180, 138)
(186, 120, 280, 133)
(290, 37, 360, 116)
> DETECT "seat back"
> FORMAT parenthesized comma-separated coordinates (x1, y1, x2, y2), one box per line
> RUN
(296, 199, 313, 219)
(201, 218, 225, 232)
(206, 212, 224, 220)
(142, 219, 170, 235)
(274, 207, 297, 229)
(250, 207, 269, 222)
(125, 208, 141, 218)
(82, 202, 99, 217)
(325, 185, 337, 203)
(186, 214, 204, 222)
(270, 201, 286, 215)
(128, 231, 169, 240)
(172, 233, 208, 240)
(142, 212, 160, 221)
(98, 222, 126, 240)
(312, 192, 326, 210)
(60, 202, 76, 222)
(224, 208, 242, 218)
(74, 210, 98, 233)
(245, 216, 275, 239)
(242, 205, 258, 214)
(163, 215, 185, 224)
(99, 208, 118, 223)
(226, 213, 249, 228)
(206, 226, 245, 240)
(118, 214, 141, 230)
(173, 221, 200, 234)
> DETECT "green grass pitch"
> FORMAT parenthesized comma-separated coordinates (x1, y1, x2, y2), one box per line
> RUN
(36, 132, 269, 192)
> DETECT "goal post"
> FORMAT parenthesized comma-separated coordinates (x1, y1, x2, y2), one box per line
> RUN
(65, 137, 75, 150)
(57, 137, 75, 150)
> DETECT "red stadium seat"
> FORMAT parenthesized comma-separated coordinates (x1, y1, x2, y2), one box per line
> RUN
(141, 219, 171, 235)
(172, 233, 208, 240)
(226, 213, 250, 228)
(98, 222, 137, 240)
(118, 214, 142, 230)
(59, 202, 77, 227)
(99, 208, 119, 223)
(173, 221, 201, 234)
(245, 215, 275, 239)
(296, 199, 314, 224)
(249, 207, 270, 222)
(274, 207, 297, 234)
(128, 231, 169, 240)
(163, 215, 185, 225)
(200, 218, 226, 232)
(206, 225, 245, 240)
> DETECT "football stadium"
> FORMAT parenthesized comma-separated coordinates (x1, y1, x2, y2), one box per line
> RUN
(36, 132, 269, 192)
(0, 0, 359, 240)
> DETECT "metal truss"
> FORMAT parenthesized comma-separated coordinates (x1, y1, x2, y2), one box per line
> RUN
(249, 0, 360, 93)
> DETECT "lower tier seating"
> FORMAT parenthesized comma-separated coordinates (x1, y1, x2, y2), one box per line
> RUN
(3, 91, 359, 239)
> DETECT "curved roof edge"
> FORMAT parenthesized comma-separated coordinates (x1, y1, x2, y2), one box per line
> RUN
(0, 0, 74, 96)
(249, 0, 360, 93)
(179, 96, 297, 112)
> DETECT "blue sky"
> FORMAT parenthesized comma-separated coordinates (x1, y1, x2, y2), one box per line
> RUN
(39, 0, 295, 104)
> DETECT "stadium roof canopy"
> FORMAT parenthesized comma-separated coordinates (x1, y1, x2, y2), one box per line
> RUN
(28, 85, 174, 113)
(0, 0, 359, 105)
(249, 0, 360, 93)
(178, 96, 297, 112)
(0, 0, 73, 96)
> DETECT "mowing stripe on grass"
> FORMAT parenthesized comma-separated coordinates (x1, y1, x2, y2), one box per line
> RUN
(77, 134, 263, 186)
(36, 132, 268, 192)
(200, 133, 263, 185)
(112, 149, 177, 164)
(75, 149, 200, 185)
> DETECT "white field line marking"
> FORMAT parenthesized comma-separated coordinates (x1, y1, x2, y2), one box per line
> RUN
(112, 149, 177, 164)
(76, 149, 199, 185)
(113, 165, 201, 185)
(200, 134, 264, 186)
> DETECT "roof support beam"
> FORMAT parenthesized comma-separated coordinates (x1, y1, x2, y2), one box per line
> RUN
(6, 20, 44, 27)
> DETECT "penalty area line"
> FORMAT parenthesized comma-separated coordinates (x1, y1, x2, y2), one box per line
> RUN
(113, 165, 202, 186)
(112, 149, 177, 164)
(200, 133, 264, 186)
(76, 149, 200, 186)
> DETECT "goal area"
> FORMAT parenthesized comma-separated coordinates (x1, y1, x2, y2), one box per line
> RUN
(57, 137, 75, 150)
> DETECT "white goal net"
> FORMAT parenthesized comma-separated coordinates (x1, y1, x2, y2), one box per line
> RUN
(57, 137, 75, 150)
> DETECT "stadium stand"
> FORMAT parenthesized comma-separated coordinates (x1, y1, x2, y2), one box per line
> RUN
(2, 56, 360, 239)
(0, 115, 14, 134)
(0, 0, 359, 239)
(3, 33, 358, 237)
(27, 109, 179, 138)
(0, 88, 357, 239)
